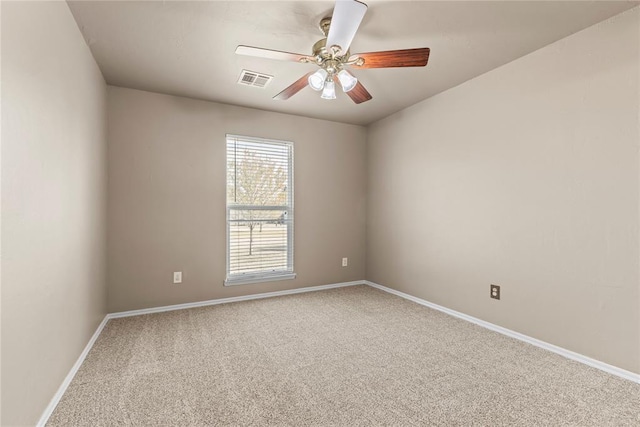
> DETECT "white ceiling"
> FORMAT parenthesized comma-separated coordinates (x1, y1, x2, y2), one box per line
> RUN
(68, 1, 638, 125)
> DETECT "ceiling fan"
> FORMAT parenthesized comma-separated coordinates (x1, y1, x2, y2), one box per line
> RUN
(235, 0, 430, 104)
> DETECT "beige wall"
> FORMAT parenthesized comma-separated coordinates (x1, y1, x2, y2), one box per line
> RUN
(107, 86, 366, 312)
(1, 2, 108, 425)
(366, 8, 640, 373)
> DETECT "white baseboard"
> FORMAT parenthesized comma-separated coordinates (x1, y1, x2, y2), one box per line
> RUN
(364, 280, 640, 385)
(108, 280, 364, 319)
(37, 315, 110, 427)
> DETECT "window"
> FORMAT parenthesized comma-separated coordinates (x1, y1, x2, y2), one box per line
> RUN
(225, 135, 294, 285)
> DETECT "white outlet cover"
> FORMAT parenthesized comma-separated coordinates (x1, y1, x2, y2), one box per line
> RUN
(173, 272, 182, 283)
(342, 258, 348, 267)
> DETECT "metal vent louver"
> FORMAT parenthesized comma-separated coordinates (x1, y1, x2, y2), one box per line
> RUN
(237, 70, 273, 88)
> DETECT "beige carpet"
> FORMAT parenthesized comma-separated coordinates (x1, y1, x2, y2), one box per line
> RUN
(48, 285, 640, 426)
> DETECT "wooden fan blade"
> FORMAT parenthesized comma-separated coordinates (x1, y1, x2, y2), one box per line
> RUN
(236, 45, 308, 63)
(274, 72, 314, 100)
(345, 81, 373, 104)
(350, 48, 430, 69)
(334, 75, 372, 104)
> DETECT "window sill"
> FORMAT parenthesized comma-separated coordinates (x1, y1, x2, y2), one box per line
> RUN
(224, 273, 296, 286)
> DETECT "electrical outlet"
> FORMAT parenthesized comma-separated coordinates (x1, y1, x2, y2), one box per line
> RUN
(173, 272, 182, 284)
(342, 257, 348, 267)
(490, 284, 500, 300)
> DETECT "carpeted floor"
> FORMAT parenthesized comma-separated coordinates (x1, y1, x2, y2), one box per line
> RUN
(48, 285, 640, 426)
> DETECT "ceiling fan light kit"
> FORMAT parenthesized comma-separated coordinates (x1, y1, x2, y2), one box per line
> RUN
(235, 0, 431, 104)
(309, 68, 357, 95)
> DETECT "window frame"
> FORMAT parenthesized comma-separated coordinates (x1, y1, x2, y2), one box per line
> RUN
(224, 134, 295, 286)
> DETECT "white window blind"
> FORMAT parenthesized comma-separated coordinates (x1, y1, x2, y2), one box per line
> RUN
(225, 135, 295, 285)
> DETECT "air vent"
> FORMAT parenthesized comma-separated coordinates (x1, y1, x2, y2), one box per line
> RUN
(237, 70, 273, 88)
